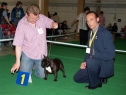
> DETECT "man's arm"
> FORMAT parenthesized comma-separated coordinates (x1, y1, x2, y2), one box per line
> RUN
(71, 18, 78, 26)
(71, 13, 82, 26)
(10, 8, 15, 22)
(3, 10, 11, 26)
(4, 17, 11, 26)
(11, 46, 22, 73)
(84, 53, 90, 62)
(11, 21, 24, 73)
(21, 7, 25, 18)
(15, 46, 22, 64)
(41, 14, 58, 29)
(84, 30, 90, 62)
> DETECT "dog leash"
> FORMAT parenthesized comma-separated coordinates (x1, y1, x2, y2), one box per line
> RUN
(48, 42, 52, 58)
(48, 30, 54, 58)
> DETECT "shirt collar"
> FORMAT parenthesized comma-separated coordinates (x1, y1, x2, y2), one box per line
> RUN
(92, 24, 99, 33)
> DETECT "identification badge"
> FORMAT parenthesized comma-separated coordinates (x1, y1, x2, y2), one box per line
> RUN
(86, 48, 90, 54)
(38, 28, 43, 34)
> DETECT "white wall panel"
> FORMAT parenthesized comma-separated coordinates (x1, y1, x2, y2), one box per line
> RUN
(2, 0, 126, 32)
(49, 6, 77, 32)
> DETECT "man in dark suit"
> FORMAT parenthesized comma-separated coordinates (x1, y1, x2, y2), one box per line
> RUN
(73, 11, 115, 90)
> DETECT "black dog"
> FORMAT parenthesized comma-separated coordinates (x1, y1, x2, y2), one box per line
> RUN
(41, 55, 66, 81)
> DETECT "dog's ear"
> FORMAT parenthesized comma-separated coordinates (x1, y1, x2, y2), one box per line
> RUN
(43, 54, 46, 58)
(41, 60, 45, 68)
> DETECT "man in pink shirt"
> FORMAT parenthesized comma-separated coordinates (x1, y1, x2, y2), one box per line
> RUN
(99, 11, 105, 26)
(11, 4, 58, 78)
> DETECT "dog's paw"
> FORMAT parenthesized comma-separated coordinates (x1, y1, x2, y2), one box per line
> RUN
(54, 79, 57, 81)
(44, 78, 47, 80)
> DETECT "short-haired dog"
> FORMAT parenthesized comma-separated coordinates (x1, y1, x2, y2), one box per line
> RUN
(41, 55, 66, 81)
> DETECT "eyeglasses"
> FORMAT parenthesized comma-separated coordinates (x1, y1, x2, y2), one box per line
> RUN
(30, 18, 39, 21)
(28, 16, 40, 21)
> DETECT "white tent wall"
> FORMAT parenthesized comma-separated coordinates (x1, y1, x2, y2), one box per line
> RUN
(48, 6, 77, 32)
(49, 6, 126, 32)
(48, 0, 126, 32)
(1, 0, 35, 20)
(102, 8, 126, 32)
(48, 6, 96, 32)
(1, 0, 126, 32)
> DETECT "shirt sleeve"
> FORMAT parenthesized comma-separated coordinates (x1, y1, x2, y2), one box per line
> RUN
(13, 22, 24, 47)
(76, 13, 82, 20)
(2, 10, 7, 18)
(39, 15, 53, 29)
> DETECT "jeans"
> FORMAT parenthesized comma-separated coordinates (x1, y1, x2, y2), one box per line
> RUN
(20, 52, 45, 78)
(14, 18, 21, 27)
(79, 29, 88, 45)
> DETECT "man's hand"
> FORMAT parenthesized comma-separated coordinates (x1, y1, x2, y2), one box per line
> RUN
(52, 22, 58, 29)
(11, 63, 20, 74)
(80, 62, 86, 69)
(9, 23, 12, 27)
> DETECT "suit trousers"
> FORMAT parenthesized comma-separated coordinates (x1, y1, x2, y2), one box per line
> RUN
(73, 58, 102, 87)
(79, 29, 88, 45)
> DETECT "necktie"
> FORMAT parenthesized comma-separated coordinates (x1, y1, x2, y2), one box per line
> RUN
(90, 32, 94, 57)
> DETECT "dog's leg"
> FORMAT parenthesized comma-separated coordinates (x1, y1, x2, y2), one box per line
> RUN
(54, 71, 58, 81)
(44, 70, 48, 80)
(60, 64, 66, 78)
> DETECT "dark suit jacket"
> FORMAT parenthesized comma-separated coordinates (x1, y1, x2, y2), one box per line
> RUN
(84, 25, 115, 78)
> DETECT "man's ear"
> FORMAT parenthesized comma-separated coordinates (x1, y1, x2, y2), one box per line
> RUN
(97, 17, 99, 23)
(26, 13, 28, 17)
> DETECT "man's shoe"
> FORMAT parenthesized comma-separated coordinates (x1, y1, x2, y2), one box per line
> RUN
(101, 78, 107, 84)
(85, 83, 102, 90)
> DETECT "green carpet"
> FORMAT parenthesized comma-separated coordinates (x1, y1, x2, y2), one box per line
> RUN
(0, 38, 126, 95)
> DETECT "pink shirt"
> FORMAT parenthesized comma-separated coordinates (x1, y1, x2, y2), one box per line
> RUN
(99, 15, 105, 26)
(13, 14, 53, 59)
(123, 27, 126, 32)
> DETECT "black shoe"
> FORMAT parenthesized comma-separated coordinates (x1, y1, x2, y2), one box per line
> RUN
(101, 78, 107, 84)
(85, 83, 102, 90)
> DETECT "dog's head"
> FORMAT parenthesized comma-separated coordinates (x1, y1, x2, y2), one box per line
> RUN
(41, 55, 51, 68)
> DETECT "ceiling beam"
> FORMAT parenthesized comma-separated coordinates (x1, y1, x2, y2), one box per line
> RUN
(36, 0, 49, 16)
(77, 0, 85, 15)
(96, 0, 101, 14)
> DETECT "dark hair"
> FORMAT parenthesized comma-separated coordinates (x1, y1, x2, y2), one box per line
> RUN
(100, 11, 104, 14)
(86, 11, 99, 18)
(1, 2, 8, 7)
(63, 20, 67, 22)
(53, 12, 57, 16)
(84, 6, 90, 12)
(16, 1, 22, 6)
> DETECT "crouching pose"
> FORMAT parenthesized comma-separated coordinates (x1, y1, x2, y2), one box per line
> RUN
(73, 11, 115, 90)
